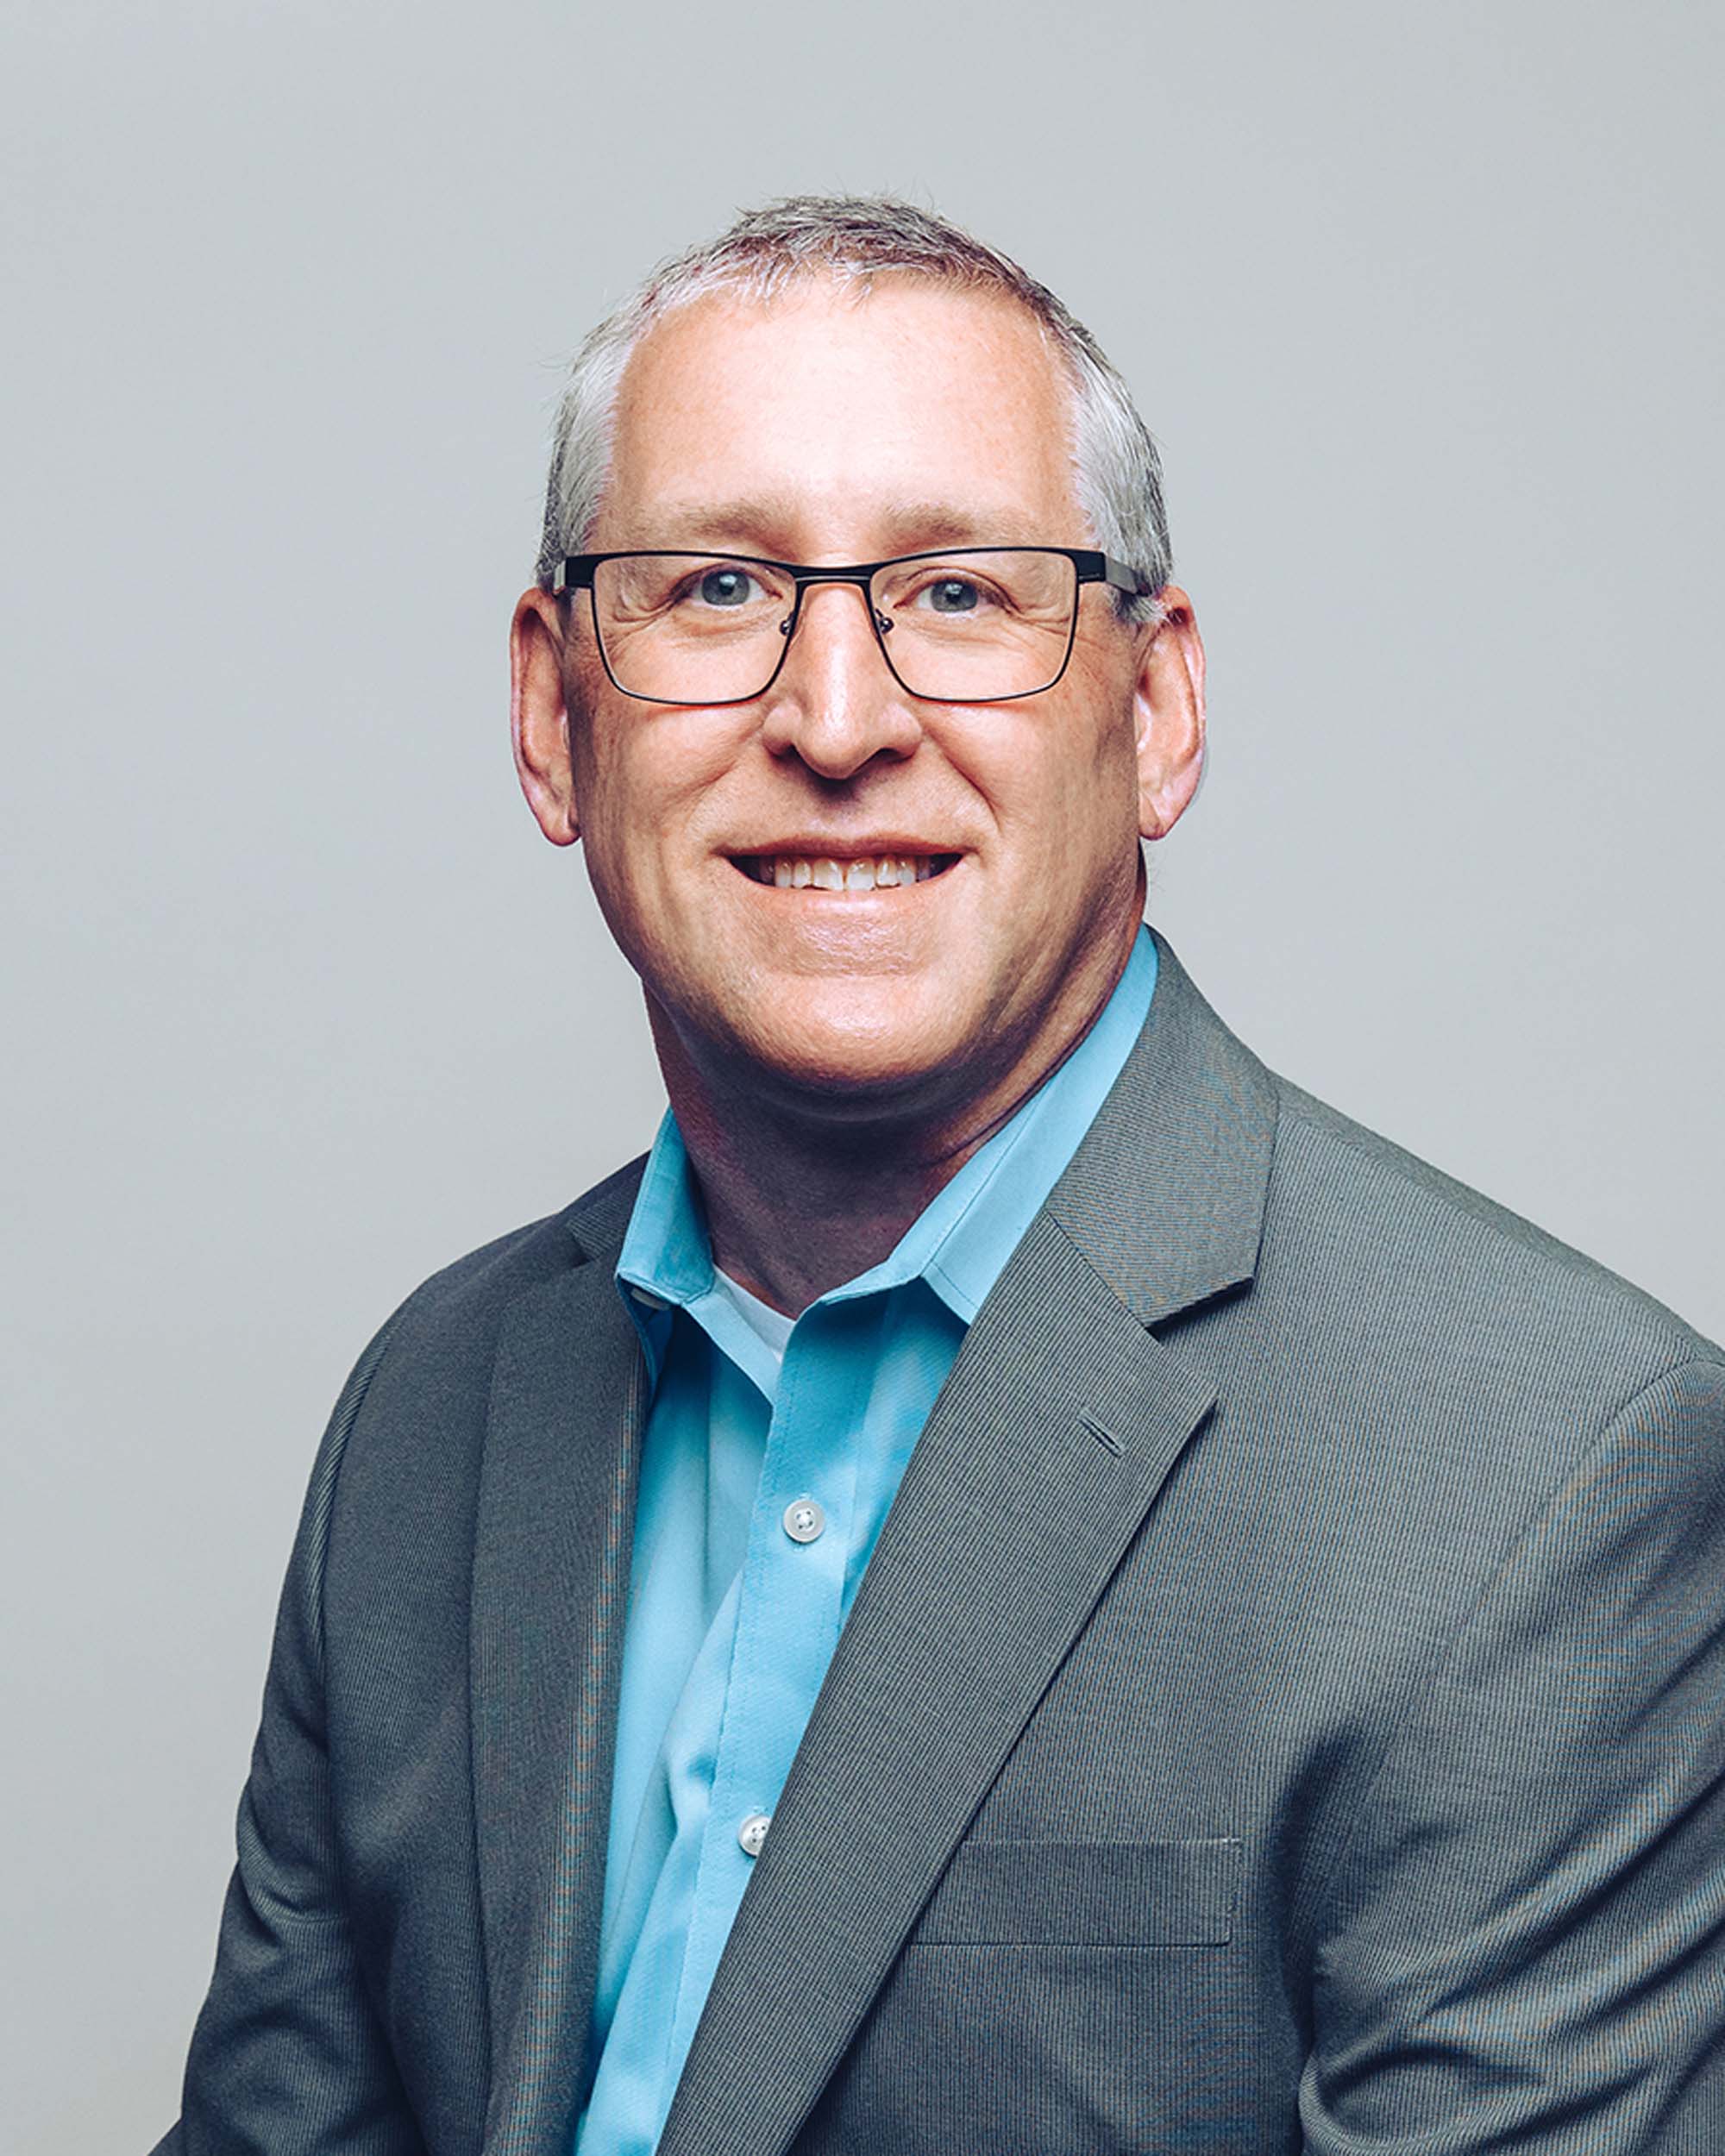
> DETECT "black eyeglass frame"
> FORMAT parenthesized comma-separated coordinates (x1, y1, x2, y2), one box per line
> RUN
(549, 546, 1153, 707)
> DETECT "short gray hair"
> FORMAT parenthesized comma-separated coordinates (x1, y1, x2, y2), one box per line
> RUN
(536, 195, 1170, 622)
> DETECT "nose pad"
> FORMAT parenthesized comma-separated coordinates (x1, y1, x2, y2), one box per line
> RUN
(759, 578, 921, 773)
(773, 579, 891, 678)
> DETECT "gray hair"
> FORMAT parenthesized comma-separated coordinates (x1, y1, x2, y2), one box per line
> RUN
(535, 195, 1170, 622)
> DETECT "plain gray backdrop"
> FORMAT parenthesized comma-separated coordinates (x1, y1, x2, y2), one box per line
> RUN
(3, 3, 1720, 2147)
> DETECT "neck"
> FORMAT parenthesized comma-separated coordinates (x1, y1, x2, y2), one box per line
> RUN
(649, 919, 1140, 1317)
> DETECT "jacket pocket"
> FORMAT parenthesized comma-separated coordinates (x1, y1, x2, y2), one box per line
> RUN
(912, 1835, 1239, 1947)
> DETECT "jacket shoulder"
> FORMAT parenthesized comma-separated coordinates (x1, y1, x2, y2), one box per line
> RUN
(1268, 1074, 1720, 1377)
(311, 1150, 649, 1485)
(380, 1150, 649, 1338)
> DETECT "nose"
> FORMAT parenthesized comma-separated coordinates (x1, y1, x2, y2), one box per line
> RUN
(757, 579, 925, 780)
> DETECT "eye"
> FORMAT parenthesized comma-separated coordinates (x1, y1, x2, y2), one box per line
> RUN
(923, 576, 982, 615)
(694, 565, 760, 607)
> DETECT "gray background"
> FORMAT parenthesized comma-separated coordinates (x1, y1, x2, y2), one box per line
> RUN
(3, 2, 1720, 2147)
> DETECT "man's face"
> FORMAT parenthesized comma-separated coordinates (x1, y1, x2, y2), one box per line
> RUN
(513, 278, 1203, 1128)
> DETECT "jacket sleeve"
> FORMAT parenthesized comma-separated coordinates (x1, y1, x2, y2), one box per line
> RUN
(1301, 1356, 1725, 2153)
(151, 1314, 427, 2156)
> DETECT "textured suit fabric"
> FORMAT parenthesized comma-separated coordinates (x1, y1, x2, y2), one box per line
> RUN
(154, 934, 1725, 2155)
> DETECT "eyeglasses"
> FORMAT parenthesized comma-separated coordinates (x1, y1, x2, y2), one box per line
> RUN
(550, 547, 1151, 706)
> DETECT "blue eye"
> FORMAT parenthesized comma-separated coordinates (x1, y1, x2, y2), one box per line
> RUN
(925, 577, 980, 614)
(698, 567, 755, 606)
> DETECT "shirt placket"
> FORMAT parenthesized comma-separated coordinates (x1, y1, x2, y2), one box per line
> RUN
(663, 1300, 874, 2068)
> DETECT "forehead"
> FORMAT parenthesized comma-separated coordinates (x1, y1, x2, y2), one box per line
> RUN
(598, 277, 1087, 555)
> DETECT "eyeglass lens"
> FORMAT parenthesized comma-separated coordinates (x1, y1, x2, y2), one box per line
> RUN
(589, 550, 1081, 704)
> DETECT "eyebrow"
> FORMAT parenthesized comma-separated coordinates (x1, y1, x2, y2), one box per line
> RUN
(634, 495, 1056, 557)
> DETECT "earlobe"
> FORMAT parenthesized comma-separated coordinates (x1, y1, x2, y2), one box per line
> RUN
(510, 590, 581, 846)
(1133, 586, 1207, 842)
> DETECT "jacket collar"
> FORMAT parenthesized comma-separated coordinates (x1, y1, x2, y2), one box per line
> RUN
(1046, 926, 1278, 1326)
(558, 925, 1278, 1328)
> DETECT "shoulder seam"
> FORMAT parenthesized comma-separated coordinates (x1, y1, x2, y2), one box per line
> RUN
(1269, 1076, 1709, 1362)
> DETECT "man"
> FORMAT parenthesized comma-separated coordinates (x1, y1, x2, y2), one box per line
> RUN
(157, 197, 1725, 2153)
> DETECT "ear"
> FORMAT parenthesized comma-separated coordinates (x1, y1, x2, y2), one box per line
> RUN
(1131, 585, 1207, 841)
(510, 587, 581, 845)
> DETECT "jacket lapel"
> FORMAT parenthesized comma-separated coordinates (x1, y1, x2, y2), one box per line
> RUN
(656, 935, 1279, 2156)
(471, 1167, 647, 2156)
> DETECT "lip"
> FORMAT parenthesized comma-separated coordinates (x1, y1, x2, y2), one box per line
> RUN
(722, 837, 965, 862)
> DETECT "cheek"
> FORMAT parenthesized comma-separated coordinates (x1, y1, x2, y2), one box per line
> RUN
(569, 721, 669, 934)
(982, 715, 1140, 872)
(573, 716, 737, 950)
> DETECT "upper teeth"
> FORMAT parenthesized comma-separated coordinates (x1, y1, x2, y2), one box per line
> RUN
(757, 856, 938, 889)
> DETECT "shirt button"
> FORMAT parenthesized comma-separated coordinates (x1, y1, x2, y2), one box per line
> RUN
(737, 1811, 771, 1858)
(782, 1497, 826, 1544)
(629, 1284, 669, 1311)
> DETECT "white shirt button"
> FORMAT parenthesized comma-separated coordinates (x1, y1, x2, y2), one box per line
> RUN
(737, 1811, 772, 1858)
(782, 1497, 826, 1544)
(629, 1284, 670, 1311)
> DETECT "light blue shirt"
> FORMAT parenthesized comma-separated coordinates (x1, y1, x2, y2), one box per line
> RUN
(575, 927, 1159, 2155)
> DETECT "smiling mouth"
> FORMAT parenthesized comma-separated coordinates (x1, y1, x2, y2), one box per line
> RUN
(732, 852, 962, 891)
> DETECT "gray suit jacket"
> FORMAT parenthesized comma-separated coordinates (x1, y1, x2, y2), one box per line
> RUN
(156, 934, 1725, 2154)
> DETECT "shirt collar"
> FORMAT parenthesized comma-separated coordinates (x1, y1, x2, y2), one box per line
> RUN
(617, 924, 1159, 1369)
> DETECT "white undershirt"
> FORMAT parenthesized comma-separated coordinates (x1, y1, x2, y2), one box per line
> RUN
(711, 1267, 796, 1369)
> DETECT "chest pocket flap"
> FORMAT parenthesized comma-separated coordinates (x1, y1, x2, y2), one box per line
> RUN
(913, 1835, 1240, 1947)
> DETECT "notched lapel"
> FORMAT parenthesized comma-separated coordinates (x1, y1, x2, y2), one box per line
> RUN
(656, 1213, 1220, 2156)
(656, 932, 1277, 2156)
(471, 1251, 647, 2156)
(1048, 931, 1279, 1330)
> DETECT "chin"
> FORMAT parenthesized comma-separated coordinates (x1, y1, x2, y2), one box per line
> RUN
(730, 984, 971, 1105)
